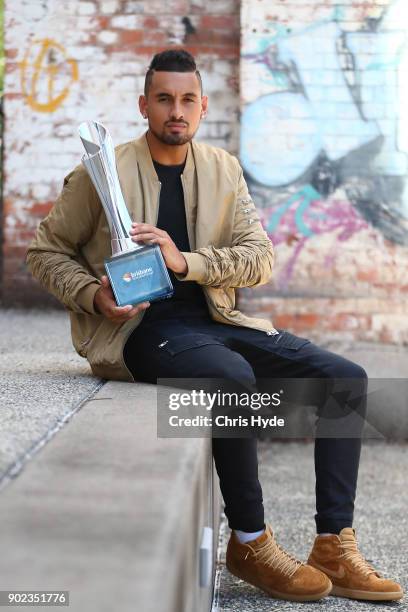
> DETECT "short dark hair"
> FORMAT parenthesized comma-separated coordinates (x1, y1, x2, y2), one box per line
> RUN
(144, 49, 202, 97)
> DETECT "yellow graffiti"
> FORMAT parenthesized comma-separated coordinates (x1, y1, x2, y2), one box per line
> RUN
(20, 38, 78, 113)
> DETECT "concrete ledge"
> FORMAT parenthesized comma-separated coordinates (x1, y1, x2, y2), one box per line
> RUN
(0, 381, 220, 612)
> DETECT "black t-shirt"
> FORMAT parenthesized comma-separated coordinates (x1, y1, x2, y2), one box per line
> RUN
(139, 158, 208, 323)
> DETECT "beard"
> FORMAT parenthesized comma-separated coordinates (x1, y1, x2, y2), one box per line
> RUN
(149, 122, 197, 146)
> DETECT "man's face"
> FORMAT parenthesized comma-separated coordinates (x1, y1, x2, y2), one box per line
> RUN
(139, 71, 208, 146)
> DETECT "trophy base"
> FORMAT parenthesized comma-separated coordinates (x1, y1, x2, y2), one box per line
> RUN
(105, 245, 174, 307)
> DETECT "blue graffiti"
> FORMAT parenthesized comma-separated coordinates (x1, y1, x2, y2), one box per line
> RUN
(264, 185, 322, 236)
(241, 0, 408, 221)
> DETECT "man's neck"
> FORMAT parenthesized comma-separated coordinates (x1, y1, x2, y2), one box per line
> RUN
(146, 130, 188, 166)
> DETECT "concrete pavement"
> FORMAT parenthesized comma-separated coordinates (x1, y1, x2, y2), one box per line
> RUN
(0, 309, 101, 487)
(214, 440, 407, 611)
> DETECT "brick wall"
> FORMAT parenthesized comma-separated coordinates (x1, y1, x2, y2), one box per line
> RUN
(3, 0, 408, 345)
(239, 0, 408, 344)
(2, 0, 239, 305)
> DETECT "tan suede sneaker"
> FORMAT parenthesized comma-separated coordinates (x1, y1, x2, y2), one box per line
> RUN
(308, 528, 404, 601)
(226, 524, 332, 602)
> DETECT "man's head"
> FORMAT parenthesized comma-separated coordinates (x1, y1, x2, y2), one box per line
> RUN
(139, 49, 208, 146)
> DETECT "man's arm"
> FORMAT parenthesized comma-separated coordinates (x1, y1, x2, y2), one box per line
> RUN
(26, 166, 104, 314)
(175, 160, 274, 288)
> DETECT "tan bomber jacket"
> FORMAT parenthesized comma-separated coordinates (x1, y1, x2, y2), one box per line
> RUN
(26, 133, 277, 381)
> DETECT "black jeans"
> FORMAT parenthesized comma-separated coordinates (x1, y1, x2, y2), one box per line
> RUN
(124, 310, 368, 534)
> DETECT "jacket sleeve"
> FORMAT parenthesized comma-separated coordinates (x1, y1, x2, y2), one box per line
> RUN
(175, 160, 274, 288)
(25, 166, 102, 315)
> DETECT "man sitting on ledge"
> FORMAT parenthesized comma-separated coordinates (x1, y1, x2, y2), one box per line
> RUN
(26, 49, 403, 603)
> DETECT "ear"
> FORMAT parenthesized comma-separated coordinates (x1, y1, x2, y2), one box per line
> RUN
(139, 94, 147, 119)
(201, 95, 208, 118)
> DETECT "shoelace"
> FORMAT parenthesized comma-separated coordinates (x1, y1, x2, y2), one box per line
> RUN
(245, 536, 303, 578)
(340, 539, 378, 578)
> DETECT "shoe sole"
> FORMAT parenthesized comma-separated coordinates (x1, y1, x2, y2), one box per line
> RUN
(227, 566, 333, 602)
(331, 585, 404, 601)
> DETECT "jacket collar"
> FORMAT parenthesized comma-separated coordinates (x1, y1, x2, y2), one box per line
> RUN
(132, 131, 195, 180)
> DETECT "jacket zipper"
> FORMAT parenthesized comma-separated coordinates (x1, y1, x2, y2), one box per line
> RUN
(180, 173, 194, 251)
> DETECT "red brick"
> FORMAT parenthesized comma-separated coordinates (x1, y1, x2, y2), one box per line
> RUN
(97, 16, 110, 29)
(143, 16, 159, 28)
(185, 28, 239, 46)
(272, 313, 320, 330)
(119, 30, 144, 46)
(142, 30, 169, 45)
(5, 48, 18, 59)
(200, 15, 239, 29)
(2, 246, 28, 260)
(357, 269, 378, 282)
(28, 201, 54, 217)
(184, 44, 238, 57)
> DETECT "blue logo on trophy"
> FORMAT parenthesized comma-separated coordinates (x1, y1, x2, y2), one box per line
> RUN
(78, 121, 173, 306)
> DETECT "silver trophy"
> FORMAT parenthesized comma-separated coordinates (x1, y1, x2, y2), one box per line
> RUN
(78, 121, 173, 306)
(79, 121, 138, 255)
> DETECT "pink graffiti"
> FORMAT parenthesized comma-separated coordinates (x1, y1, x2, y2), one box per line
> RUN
(258, 189, 370, 288)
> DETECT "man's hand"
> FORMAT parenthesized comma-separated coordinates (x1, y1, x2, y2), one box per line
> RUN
(129, 222, 188, 275)
(94, 275, 150, 323)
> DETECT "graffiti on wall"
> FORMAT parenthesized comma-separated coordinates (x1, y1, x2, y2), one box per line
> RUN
(257, 185, 370, 285)
(20, 38, 78, 113)
(241, 0, 408, 286)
